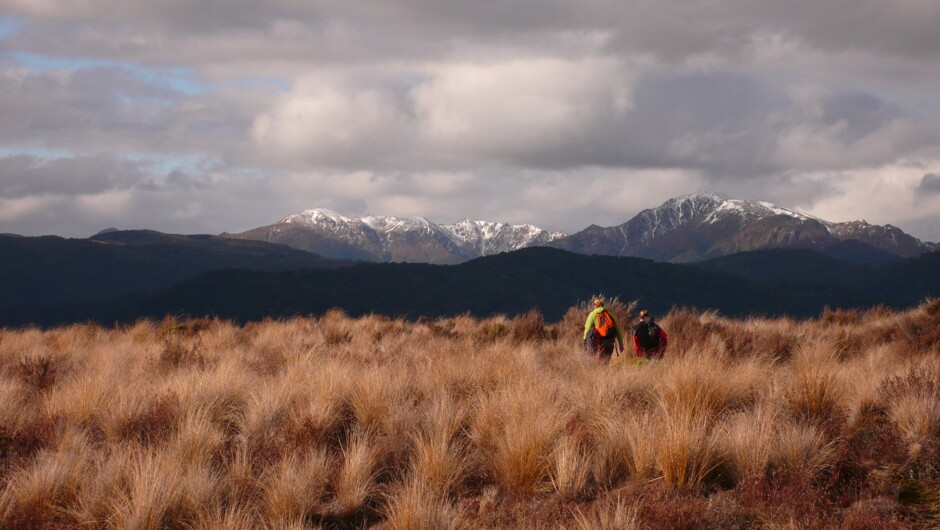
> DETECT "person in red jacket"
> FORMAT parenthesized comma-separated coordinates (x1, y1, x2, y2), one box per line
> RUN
(632, 310, 668, 359)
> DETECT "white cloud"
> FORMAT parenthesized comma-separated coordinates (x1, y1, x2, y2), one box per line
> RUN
(251, 79, 410, 168)
(412, 57, 630, 165)
(0, 195, 57, 223)
(801, 162, 940, 241)
(75, 189, 135, 216)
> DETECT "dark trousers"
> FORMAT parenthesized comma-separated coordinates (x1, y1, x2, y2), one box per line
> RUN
(585, 329, 616, 359)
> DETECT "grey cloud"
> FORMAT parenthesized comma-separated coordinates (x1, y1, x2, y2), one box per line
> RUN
(1, 0, 940, 241)
(762, 1, 940, 61)
(326, 197, 367, 216)
(239, 63, 940, 182)
(604, 72, 786, 175)
(5, 0, 940, 66)
(2, 44, 937, 185)
(0, 64, 261, 158)
(0, 154, 144, 198)
(902, 214, 940, 244)
(0, 156, 694, 238)
(918, 173, 940, 194)
(821, 92, 903, 142)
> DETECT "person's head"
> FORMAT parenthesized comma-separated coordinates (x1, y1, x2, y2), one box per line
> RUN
(639, 309, 651, 321)
(593, 298, 605, 308)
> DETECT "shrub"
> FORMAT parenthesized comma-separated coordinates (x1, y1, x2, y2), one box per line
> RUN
(508, 310, 547, 343)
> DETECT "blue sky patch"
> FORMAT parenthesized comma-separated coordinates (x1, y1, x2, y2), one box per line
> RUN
(0, 147, 78, 160)
(10, 52, 211, 95)
(0, 17, 23, 41)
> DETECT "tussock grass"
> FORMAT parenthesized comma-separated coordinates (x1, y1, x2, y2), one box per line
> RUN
(333, 430, 380, 516)
(2, 302, 940, 527)
(572, 495, 640, 530)
(383, 480, 470, 530)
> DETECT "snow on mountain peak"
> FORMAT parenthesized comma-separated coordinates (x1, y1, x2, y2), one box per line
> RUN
(439, 218, 564, 255)
(282, 208, 353, 226)
(361, 214, 434, 233)
(270, 209, 565, 259)
(653, 193, 823, 225)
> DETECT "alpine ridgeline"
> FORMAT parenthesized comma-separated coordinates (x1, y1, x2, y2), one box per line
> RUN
(228, 194, 936, 265)
(228, 209, 566, 264)
(549, 193, 936, 264)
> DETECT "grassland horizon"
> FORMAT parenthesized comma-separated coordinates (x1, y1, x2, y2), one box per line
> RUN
(2, 299, 939, 528)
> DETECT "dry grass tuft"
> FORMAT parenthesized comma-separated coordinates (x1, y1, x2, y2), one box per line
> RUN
(383, 480, 470, 530)
(333, 430, 380, 517)
(572, 495, 640, 530)
(262, 448, 330, 524)
(551, 435, 592, 498)
(2, 301, 939, 527)
(719, 403, 781, 483)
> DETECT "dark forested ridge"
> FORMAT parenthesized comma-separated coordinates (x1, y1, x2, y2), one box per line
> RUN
(4, 246, 938, 327)
(0, 230, 348, 309)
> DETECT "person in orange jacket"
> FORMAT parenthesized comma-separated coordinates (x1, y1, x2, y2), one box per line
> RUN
(583, 298, 625, 361)
(632, 309, 668, 359)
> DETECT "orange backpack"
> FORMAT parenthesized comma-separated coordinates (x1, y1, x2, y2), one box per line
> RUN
(594, 310, 615, 338)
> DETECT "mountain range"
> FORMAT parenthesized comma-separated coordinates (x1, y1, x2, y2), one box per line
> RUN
(549, 193, 935, 263)
(227, 193, 936, 265)
(227, 209, 564, 264)
(2, 192, 938, 326)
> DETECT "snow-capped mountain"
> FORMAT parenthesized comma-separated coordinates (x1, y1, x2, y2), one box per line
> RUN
(549, 193, 936, 263)
(228, 195, 935, 265)
(228, 209, 567, 264)
(442, 219, 566, 257)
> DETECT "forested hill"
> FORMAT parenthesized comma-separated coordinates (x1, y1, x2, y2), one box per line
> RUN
(5, 247, 938, 327)
(0, 231, 347, 309)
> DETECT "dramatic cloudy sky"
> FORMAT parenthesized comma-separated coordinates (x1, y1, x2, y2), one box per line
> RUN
(2, 1, 940, 240)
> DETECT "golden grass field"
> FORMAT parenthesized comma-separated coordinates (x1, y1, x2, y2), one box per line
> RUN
(1, 299, 940, 529)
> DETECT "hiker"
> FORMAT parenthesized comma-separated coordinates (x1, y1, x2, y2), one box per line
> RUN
(633, 310, 668, 359)
(583, 298, 625, 361)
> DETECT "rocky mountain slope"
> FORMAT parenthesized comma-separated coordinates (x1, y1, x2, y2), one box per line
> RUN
(228, 209, 565, 264)
(227, 194, 935, 264)
(549, 193, 936, 263)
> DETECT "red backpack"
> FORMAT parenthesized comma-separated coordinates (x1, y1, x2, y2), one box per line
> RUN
(594, 310, 615, 338)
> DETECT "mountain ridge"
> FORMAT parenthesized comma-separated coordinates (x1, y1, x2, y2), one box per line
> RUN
(228, 208, 566, 263)
(5, 246, 938, 327)
(226, 194, 935, 264)
(0, 230, 348, 310)
(549, 193, 936, 263)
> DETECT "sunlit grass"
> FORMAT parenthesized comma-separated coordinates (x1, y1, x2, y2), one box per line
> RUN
(1, 301, 939, 527)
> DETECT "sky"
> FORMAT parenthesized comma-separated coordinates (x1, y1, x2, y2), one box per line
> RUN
(1, 1, 940, 241)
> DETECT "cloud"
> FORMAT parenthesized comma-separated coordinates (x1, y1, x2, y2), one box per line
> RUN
(800, 163, 940, 241)
(918, 173, 940, 194)
(0, 154, 144, 197)
(1, 0, 940, 242)
(251, 76, 411, 168)
(1, 1, 937, 76)
(411, 57, 630, 168)
(0, 61, 270, 160)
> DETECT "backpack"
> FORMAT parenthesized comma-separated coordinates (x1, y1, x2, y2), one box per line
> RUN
(594, 310, 616, 338)
(637, 321, 662, 350)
